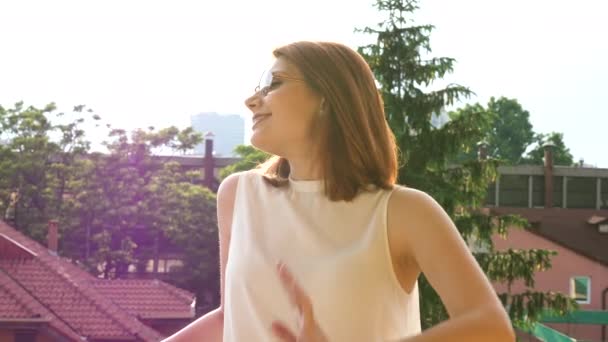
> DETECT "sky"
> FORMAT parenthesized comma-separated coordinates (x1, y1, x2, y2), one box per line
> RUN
(1, 0, 606, 166)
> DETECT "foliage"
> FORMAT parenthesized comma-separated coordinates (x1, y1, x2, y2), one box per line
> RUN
(357, 0, 576, 329)
(0, 102, 93, 241)
(485, 97, 535, 164)
(0, 102, 220, 312)
(450, 97, 574, 167)
(523, 132, 574, 166)
(219, 144, 270, 180)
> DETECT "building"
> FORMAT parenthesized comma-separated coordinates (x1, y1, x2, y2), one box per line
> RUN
(486, 145, 608, 341)
(191, 112, 244, 157)
(0, 220, 196, 342)
(152, 137, 240, 193)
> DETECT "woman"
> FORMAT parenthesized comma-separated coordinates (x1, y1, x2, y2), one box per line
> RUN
(164, 41, 514, 342)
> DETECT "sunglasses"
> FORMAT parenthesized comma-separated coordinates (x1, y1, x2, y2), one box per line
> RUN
(254, 70, 306, 97)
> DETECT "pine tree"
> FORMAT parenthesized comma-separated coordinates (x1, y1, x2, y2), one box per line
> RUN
(358, 0, 575, 330)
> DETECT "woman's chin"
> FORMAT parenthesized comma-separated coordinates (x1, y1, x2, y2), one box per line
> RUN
(250, 134, 270, 152)
(251, 136, 282, 157)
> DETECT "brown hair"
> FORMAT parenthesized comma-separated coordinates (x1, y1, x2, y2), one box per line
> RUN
(259, 41, 399, 201)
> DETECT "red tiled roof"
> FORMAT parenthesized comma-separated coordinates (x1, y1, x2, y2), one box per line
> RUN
(0, 220, 195, 341)
(0, 272, 43, 319)
(491, 207, 608, 266)
(0, 258, 150, 340)
(0, 267, 83, 340)
(92, 279, 195, 319)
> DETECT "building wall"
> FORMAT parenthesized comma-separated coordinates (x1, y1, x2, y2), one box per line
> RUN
(492, 228, 608, 341)
(0, 330, 13, 342)
(36, 333, 54, 342)
(0, 329, 56, 342)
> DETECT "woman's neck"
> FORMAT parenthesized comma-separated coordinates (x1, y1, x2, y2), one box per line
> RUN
(286, 156, 322, 181)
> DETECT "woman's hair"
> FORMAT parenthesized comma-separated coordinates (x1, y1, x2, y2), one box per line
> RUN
(259, 41, 399, 201)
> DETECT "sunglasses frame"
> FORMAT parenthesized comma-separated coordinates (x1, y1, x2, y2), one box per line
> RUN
(254, 71, 306, 96)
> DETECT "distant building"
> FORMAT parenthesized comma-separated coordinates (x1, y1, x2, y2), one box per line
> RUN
(482, 145, 608, 341)
(152, 138, 239, 193)
(191, 112, 244, 157)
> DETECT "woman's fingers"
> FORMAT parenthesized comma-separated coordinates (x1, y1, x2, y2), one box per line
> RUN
(277, 262, 314, 323)
(271, 321, 297, 342)
(274, 262, 328, 342)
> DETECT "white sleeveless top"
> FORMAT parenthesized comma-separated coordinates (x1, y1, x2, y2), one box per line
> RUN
(223, 171, 420, 341)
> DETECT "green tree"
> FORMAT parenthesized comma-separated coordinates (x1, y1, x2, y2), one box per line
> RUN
(357, 0, 574, 330)
(149, 162, 219, 312)
(486, 97, 535, 164)
(219, 144, 270, 180)
(0, 102, 95, 241)
(450, 97, 535, 165)
(59, 125, 221, 310)
(523, 132, 574, 166)
(1, 102, 221, 312)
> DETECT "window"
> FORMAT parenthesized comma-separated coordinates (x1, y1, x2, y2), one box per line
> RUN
(164, 259, 184, 273)
(601, 178, 608, 209)
(553, 176, 563, 207)
(567, 177, 596, 208)
(570, 276, 591, 304)
(532, 175, 545, 207)
(499, 175, 529, 207)
(143, 258, 184, 273)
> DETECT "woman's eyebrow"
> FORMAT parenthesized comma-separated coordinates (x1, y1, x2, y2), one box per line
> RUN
(272, 71, 304, 81)
(271, 70, 293, 77)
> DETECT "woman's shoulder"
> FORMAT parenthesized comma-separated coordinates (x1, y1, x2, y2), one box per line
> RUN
(388, 185, 438, 214)
(386, 185, 447, 230)
(217, 169, 266, 198)
(386, 185, 449, 262)
(216, 172, 241, 207)
(387, 185, 453, 249)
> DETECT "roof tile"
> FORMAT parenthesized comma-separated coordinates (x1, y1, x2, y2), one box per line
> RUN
(92, 279, 195, 319)
(0, 220, 190, 341)
(491, 207, 608, 266)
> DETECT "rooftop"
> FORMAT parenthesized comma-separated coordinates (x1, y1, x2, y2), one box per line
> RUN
(0, 220, 195, 341)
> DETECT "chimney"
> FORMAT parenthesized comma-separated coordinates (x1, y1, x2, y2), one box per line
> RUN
(47, 220, 58, 253)
(477, 141, 489, 160)
(543, 143, 556, 208)
(204, 132, 215, 187)
(204, 132, 214, 160)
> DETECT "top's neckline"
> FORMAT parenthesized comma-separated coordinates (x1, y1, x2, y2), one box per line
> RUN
(288, 176, 324, 192)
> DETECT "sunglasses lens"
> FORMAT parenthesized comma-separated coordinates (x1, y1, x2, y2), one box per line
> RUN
(258, 70, 273, 89)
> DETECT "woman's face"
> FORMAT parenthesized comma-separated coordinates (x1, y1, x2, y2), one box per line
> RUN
(244, 57, 322, 157)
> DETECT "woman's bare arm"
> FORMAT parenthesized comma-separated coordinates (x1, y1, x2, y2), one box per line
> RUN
(162, 172, 240, 342)
(388, 187, 515, 342)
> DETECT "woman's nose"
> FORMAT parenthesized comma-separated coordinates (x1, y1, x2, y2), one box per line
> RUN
(244, 93, 261, 112)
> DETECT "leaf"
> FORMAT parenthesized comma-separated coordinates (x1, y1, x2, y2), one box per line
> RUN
(356, 0, 573, 328)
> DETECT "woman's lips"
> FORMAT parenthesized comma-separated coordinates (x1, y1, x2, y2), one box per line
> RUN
(252, 113, 271, 128)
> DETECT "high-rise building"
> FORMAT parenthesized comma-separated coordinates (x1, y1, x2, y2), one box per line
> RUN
(190, 112, 245, 157)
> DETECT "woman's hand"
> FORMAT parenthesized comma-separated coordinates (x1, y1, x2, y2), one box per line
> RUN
(271, 262, 329, 342)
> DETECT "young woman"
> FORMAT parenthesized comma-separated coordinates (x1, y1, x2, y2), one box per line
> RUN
(164, 41, 514, 342)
